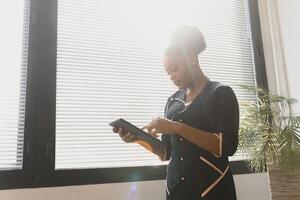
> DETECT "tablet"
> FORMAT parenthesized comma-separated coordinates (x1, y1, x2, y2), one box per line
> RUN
(109, 118, 159, 142)
(109, 118, 165, 159)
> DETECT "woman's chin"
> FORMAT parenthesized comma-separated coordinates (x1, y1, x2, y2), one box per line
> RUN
(175, 84, 185, 89)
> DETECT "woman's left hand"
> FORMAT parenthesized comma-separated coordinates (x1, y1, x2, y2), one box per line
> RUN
(143, 117, 177, 137)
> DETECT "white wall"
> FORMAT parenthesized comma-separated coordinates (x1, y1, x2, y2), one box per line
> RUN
(0, 174, 271, 200)
(258, 0, 300, 115)
(276, 0, 300, 115)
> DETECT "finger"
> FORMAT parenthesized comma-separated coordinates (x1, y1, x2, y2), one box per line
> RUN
(112, 127, 119, 133)
(146, 124, 158, 134)
(122, 132, 132, 138)
(142, 126, 151, 134)
(124, 134, 135, 142)
(117, 128, 124, 135)
(148, 127, 161, 137)
(118, 129, 129, 138)
(141, 125, 149, 131)
(123, 132, 134, 142)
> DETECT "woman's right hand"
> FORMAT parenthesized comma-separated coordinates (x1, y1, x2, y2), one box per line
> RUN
(112, 127, 136, 143)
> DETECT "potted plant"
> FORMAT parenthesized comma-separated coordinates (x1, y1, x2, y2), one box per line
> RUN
(238, 85, 300, 200)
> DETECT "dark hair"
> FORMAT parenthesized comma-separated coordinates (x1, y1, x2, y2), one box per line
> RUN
(165, 25, 206, 57)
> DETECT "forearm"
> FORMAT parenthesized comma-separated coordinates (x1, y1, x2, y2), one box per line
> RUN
(135, 138, 166, 161)
(174, 122, 220, 156)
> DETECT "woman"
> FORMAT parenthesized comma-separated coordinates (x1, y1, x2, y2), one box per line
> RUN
(112, 25, 239, 200)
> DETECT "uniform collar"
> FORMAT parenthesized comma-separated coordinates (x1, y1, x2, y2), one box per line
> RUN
(179, 79, 212, 112)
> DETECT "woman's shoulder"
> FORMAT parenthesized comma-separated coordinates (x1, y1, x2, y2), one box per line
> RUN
(209, 81, 238, 106)
(209, 81, 235, 95)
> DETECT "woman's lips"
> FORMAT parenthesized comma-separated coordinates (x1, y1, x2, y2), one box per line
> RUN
(173, 81, 180, 86)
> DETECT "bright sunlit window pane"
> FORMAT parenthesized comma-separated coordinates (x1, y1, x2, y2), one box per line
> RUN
(56, 0, 256, 169)
(0, 0, 29, 170)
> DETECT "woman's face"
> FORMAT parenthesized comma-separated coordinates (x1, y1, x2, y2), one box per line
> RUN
(164, 53, 193, 89)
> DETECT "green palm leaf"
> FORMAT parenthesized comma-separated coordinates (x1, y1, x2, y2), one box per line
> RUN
(238, 85, 300, 175)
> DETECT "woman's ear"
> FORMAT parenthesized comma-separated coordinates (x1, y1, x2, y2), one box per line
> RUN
(190, 56, 198, 68)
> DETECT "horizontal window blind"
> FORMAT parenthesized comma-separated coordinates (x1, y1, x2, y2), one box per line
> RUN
(56, 0, 256, 169)
(0, 0, 29, 170)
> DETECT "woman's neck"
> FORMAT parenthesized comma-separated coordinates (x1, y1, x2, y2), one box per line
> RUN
(185, 69, 208, 102)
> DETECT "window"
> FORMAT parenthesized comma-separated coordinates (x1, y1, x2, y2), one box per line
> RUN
(55, 0, 257, 169)
(0, 0, 29, 171)
(0, 0, 266, 189)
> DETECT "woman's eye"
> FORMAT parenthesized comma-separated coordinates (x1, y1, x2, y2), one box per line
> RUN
(170, 66, 178, 72)
(165, 64, 178, 75)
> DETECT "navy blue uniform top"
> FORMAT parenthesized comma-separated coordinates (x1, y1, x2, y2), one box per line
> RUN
(162, 79, 239, 200)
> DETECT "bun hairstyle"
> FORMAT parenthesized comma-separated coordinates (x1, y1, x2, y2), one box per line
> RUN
(167, 25, 206, 57)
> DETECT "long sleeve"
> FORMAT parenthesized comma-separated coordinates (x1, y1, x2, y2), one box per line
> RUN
(213, 86, 239, 157)
(161, 97, 172, 161)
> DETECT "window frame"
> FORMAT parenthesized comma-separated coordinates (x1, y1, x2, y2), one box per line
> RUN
(0, 0, 37, 189)
(0, 0, 266, 189)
